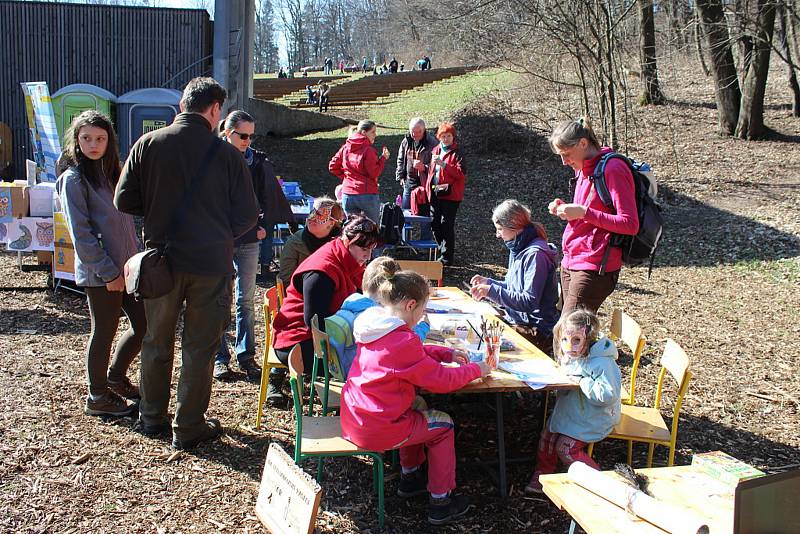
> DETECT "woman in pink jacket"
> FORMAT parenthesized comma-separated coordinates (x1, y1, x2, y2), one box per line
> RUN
(328, 119, 390, 223)
(548, 118, 639, 314)
(341, 271, 490, 526)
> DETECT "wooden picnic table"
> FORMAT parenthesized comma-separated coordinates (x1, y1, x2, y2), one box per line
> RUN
(540, 465, 734, 533)
(425, 287, 577, 497)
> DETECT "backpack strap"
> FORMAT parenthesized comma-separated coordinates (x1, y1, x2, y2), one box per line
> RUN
(589, 151, 631, 276)
(589, 152, 633, 211)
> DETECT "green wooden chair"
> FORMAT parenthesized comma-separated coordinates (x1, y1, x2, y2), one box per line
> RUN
(287, 344, 386, 528)
(308, 315, 345, 416)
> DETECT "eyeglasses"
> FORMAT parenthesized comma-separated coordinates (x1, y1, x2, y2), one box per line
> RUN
(232, 130, 253, 141)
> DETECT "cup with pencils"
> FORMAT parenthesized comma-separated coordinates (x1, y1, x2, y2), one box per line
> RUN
(481, 319, 502, 370)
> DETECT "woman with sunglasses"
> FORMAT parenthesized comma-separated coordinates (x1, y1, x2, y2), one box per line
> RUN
(267, 215, 381, 407)
(278, 196, 345, 287)
(213, 110, 295, 381)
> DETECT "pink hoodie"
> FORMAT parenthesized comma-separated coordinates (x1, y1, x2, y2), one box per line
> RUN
(341, 306, 481, 451)
(328, 132, 386, 195)
(562, 147, 639, 272)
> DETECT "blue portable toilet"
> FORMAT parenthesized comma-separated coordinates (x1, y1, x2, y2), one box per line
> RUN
(51, 84, 117, 144)
(116, 88, 182, 158)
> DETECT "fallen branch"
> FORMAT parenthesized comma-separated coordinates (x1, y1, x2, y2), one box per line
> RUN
(764, 383, 800, 407)
(746, 391, 778, 402)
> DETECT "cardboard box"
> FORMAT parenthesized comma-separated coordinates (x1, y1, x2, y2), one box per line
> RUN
(0, 183, 28, 221)
(25, 182, 55, 217)
(692, 451, 765, 487)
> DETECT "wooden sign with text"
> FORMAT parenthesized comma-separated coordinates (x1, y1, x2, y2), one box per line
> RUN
(256, 443, 322, 534)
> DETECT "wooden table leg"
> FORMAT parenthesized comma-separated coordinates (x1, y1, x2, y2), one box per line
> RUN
(495, 392, 508, 498)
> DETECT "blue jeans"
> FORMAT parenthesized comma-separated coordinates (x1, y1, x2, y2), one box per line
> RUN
(216, 241, 260, 366)
(342, 193, 381, 224)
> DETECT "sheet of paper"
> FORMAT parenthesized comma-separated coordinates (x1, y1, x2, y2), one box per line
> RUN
(498, 359, 571, 385)
(453, 299, 501, 316)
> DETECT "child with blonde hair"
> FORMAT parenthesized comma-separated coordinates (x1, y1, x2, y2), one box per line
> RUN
(525, 308, 621, 494)
(327, 256, 432, 376)
(341, 271, 489, 525)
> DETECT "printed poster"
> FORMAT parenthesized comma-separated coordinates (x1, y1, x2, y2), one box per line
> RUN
(20, 82, 61, 183)
(53, 211, 75, 281)
(0, 188, 12, 223)
(5, 217, 54, 252)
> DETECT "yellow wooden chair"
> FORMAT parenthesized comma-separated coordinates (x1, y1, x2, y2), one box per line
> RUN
(308, 315, 344, 416)
(588, 338, 693, 467)
(609, 308, 646, 405)
(255, 286, 288, 429)
(287, 345, 386, 528)
(275, 278, 286, 308)
(397, 259, 443, 286)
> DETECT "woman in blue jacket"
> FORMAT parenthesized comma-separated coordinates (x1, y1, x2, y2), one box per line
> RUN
(469, 199, 560, 353)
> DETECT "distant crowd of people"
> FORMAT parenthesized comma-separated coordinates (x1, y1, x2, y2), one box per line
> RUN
(56, 72, 639, 524)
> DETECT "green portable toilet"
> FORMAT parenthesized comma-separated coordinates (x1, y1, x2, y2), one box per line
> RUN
(52, 84, 117, 143)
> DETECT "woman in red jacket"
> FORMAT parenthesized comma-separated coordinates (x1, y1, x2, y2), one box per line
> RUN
(266, 215, 380, 407)
(425, 122, 466, 266)
(548, 118, 639, 314)
(328, 120, 390, 224)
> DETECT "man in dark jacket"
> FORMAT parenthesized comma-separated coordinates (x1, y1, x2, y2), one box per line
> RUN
(396, 117, 437, 239)
(115, 77, 259, 450)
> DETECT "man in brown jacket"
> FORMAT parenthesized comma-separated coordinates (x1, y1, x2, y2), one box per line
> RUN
(115, 77, 258, 450)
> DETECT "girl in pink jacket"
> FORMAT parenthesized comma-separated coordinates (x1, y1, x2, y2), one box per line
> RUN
(548, 118, 639, 314)
(341, 271, 490, 525)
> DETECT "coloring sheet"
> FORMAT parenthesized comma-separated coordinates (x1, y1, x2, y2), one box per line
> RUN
(6, 217, 54, 251)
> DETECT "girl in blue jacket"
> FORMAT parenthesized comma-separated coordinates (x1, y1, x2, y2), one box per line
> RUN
(525, 309, 621, 494)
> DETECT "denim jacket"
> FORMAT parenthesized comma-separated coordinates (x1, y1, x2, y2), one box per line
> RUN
(57, 166, 140, 287)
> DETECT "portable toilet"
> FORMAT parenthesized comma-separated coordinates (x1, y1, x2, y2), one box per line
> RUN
(51, 84, 117, 144)
(116, 88, 182, 158)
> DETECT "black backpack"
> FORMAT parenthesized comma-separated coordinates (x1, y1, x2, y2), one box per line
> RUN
(378, 202, 405, 245)
(589, 152, 663, 277)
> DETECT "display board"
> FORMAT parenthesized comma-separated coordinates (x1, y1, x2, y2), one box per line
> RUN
(256, 443, 322, 534)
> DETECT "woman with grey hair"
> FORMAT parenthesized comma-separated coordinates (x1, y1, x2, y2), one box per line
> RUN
(469, 199, 560, 353)
(328, 119, 390, 223)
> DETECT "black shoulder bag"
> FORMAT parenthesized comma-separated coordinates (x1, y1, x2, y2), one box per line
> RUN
(125, 138, 223, 299)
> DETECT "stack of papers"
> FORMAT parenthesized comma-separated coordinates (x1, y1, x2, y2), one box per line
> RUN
(498, 360, 573, 390)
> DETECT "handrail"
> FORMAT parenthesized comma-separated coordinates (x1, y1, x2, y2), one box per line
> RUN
(161, 54, 213, 89)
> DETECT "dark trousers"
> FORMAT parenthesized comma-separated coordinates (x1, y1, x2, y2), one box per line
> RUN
(560, 268, 620, 315)
(430, 196, 460, 265)
(139, 271, 231, 441)
(85, 286, 147, 396)
(274, 338, 315, 376)
(319, 95, 329, 112)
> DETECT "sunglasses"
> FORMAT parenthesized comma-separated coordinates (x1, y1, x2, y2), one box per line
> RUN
(232, 130, 253, 141)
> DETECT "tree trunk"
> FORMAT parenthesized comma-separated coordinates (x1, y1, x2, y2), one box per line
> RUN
(694, 8, 711, 76)
(639, 0, 665, 104)
(736, 0, 777, 139)
(778, 2, 800, 116)
(697, 0, 742, 135)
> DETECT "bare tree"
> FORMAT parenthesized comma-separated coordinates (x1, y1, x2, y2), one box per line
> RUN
(735, 0, 777, 138)
(697, 0, 742, 135)
(639, 0, 665, 105)
(777, 0, 800, 116)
